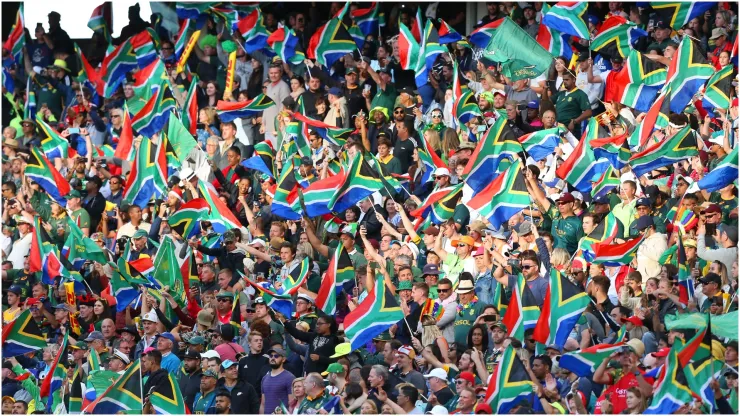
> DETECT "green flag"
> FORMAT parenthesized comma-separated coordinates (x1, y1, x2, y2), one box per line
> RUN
(166, 111, 198, 165)
(483, 17, 553, 81)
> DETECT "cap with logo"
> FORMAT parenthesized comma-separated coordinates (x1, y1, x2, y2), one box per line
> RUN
(321, 362, 345, 376)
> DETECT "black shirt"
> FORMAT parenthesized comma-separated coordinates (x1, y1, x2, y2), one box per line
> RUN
(425, 386, 455, 412)
(393, 136, 417, 173)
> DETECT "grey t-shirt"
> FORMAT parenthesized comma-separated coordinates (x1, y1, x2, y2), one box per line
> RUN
(400, 370, 427, 396)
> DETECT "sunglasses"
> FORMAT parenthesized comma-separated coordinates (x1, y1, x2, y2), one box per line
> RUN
(432, 114, 442, 119)
(161, 47, 173, 50)
(394, 110, 404, 114)
(521, 265, 534, 270)
(269, 353, 282, 359)
(457, 243, 469, 248)
(438, 288, 451, 293)
(477, 395, 486, 399)
(525, 338, 534, 343)
(111, 114, 121, 118)
(217, 298, 232, 302)
(557, 201, 571, 205)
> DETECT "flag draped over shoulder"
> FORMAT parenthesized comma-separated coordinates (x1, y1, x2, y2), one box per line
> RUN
(24, 147, 70, 206)
(2, 309, 48, 357)
(484, 345, 534, 414)
(465, 159, 530, 230)
(345, 279, 404, 350)
(533, 269, 590, 347)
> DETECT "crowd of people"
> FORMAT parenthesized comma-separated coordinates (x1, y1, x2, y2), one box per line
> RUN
(1, 1, 739, 415)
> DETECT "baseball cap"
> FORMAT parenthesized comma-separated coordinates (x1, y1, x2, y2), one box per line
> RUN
(328, 87, 343, 97)
(516, 221, 533, 235)
(457, 371, 475, 385)
(701, 204, 722, 215)
(426, 405, 449, 415)
(345, 66, 358, 75)
(249, 238, 266, 248)
(156, 332, 176, 343)
(526, 100, 539, 109)
(592, 194, 610, 205)
(422, 264, 441, 276)
(424, 368, 448, 380)
(220, 359, 238, 370)
(719, 223, 739, 244)
(321, 362, 345, 376)
(202, 369, 219, 378)
(253, 297, 267, 305)
(635, 198, 652, 208)
(710, 27, 729, 40)
(433, 167, 450, 177)
(141, 311, 159, 323)
(201, 350, 220, 360)
(7, 285, 21, 295)
(84, 331, 104, 342)
(183, 349, 202, 360)
(699, 272, 722, 286)
(655, 20, 671, 30)
(423, 226, 440, 236)
(652, 347, 671, 358)
(267, 346, 287, 358)
(111, 349, 131, 364)
(65, 189, 82, 200)
(557, 193, 575, 203)
(636, 215, 654, 231)
(188, 336, 206, 345)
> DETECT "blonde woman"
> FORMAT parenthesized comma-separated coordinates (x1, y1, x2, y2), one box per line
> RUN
(289, 377, 305, 414)
(196, 108, 220, 147)
(550, 248, 571, 273)
(420, 315, 449, 363)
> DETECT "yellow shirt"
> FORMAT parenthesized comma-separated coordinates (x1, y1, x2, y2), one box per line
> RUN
(612, 198, 637, 238)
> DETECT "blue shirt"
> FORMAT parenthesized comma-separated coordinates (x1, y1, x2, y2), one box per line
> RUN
(160, 352, 182, 374)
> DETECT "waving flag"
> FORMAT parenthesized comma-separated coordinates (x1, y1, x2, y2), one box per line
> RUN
(438, 18, 462, 44)
(113, 103, 135, 161)
(559, 342, 626, 376)
(180, 75, 199, 135)
(644, 345, 694, 414)
(590, 132, 630, 169)
(169, 198, 210, 239)
(611, 49, 667, 111)
(131, 82, 176, 137)
(28, 216, 68, 284)
(2, 67, 14, 94)
(175, 2, 213, 20)
(666, 37, 714, 114)
(241, 141, 275, 178)
(542, 2, 590, 39)
(216, 94, 275, 122)
(75, 43, 105, 98)
(291, 112, 353, 147)
(88, 2, 112, 41)
(62, 218, 107, 269)
(702, 64, 733, 117)
(198, 181, 242, 233)
(650, 2, 715, 29)
(629, 125, 698, 178)
(316, 245, 355, 315)
(590, 165, 620, 198)
(469, 19, 503, 48)
(451, 60, 483, 127)
(267, 26, 305, 65)
(328, 153, 385, 213)
(84, 360, 143, 414)
(38, 119, 69, 160)
(462, 117, 522, 193)
(590, 16, 647, 58)
(397, 21, 421, 72)
(630, 85, 671, 148)
(556, 118, 610, 192)
(3, 4, 25, 64)
(130, 30, 157, 67)
(24, 147, 70, 206)
(281, 257, 311, 295)
(519, 126, 565, 161)
(502, 273, 540, 340)
(345, 279, 404, 350)
(418, 20, 447, 87)
(352, 3, 382, 38)
(411, 183, 464, 225)
(23, 78, 35, 120)
(302, 172, 346, 217)
(150, 373, 187, 414)
(484, 17, 555, 81)
(111, 265, 140, 312)
(173, 18, 192, 60)
(165, 111, 198, 165)
(2, 309, 48, 357)
(697, 146, 738, 193)
(272, 158, 303, 221)
(41, 332, 69, 413)
(234, 8, 271, 53)
(100, 36, 140, 97)
(533, 269, 590, 347)
(123, 136, 168, 208)
(536, 3, 573, 60)
(484, 345, 534, 414)
(465, 160, 530, 230)
(578, 212, 622, 261)
(591, 235, 644, 266)
(307, 17, 356, 68)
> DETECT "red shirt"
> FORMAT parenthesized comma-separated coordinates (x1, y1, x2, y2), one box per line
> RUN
(711, 41, 733, 69)
(594, 369, 654, 414)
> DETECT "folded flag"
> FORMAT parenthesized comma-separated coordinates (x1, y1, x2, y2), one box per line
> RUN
(216, 94, 275, 122)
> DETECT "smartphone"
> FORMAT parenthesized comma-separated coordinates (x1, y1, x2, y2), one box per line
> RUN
(68, 127, 80, 134)
(364, 84, 371, 92)
(705, 223, 717, 236)
(483, 315, 498, 322)
(107, 210, 116, 217)
(476, 124, 487, 133)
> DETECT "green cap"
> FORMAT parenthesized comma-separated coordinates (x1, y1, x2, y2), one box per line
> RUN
(373, 331, 392, 341)
(188, 336, 206, 345)
(65, 190, 82, 200)
(340, 223, 358, 238)
(132, 229, 148, 239)
(321, 362, 345, 376)
(398, 280, 413, 291)
(69, 340, 89, 350)
(216, 289, 234, 299)
(202, 369, 219, 378)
